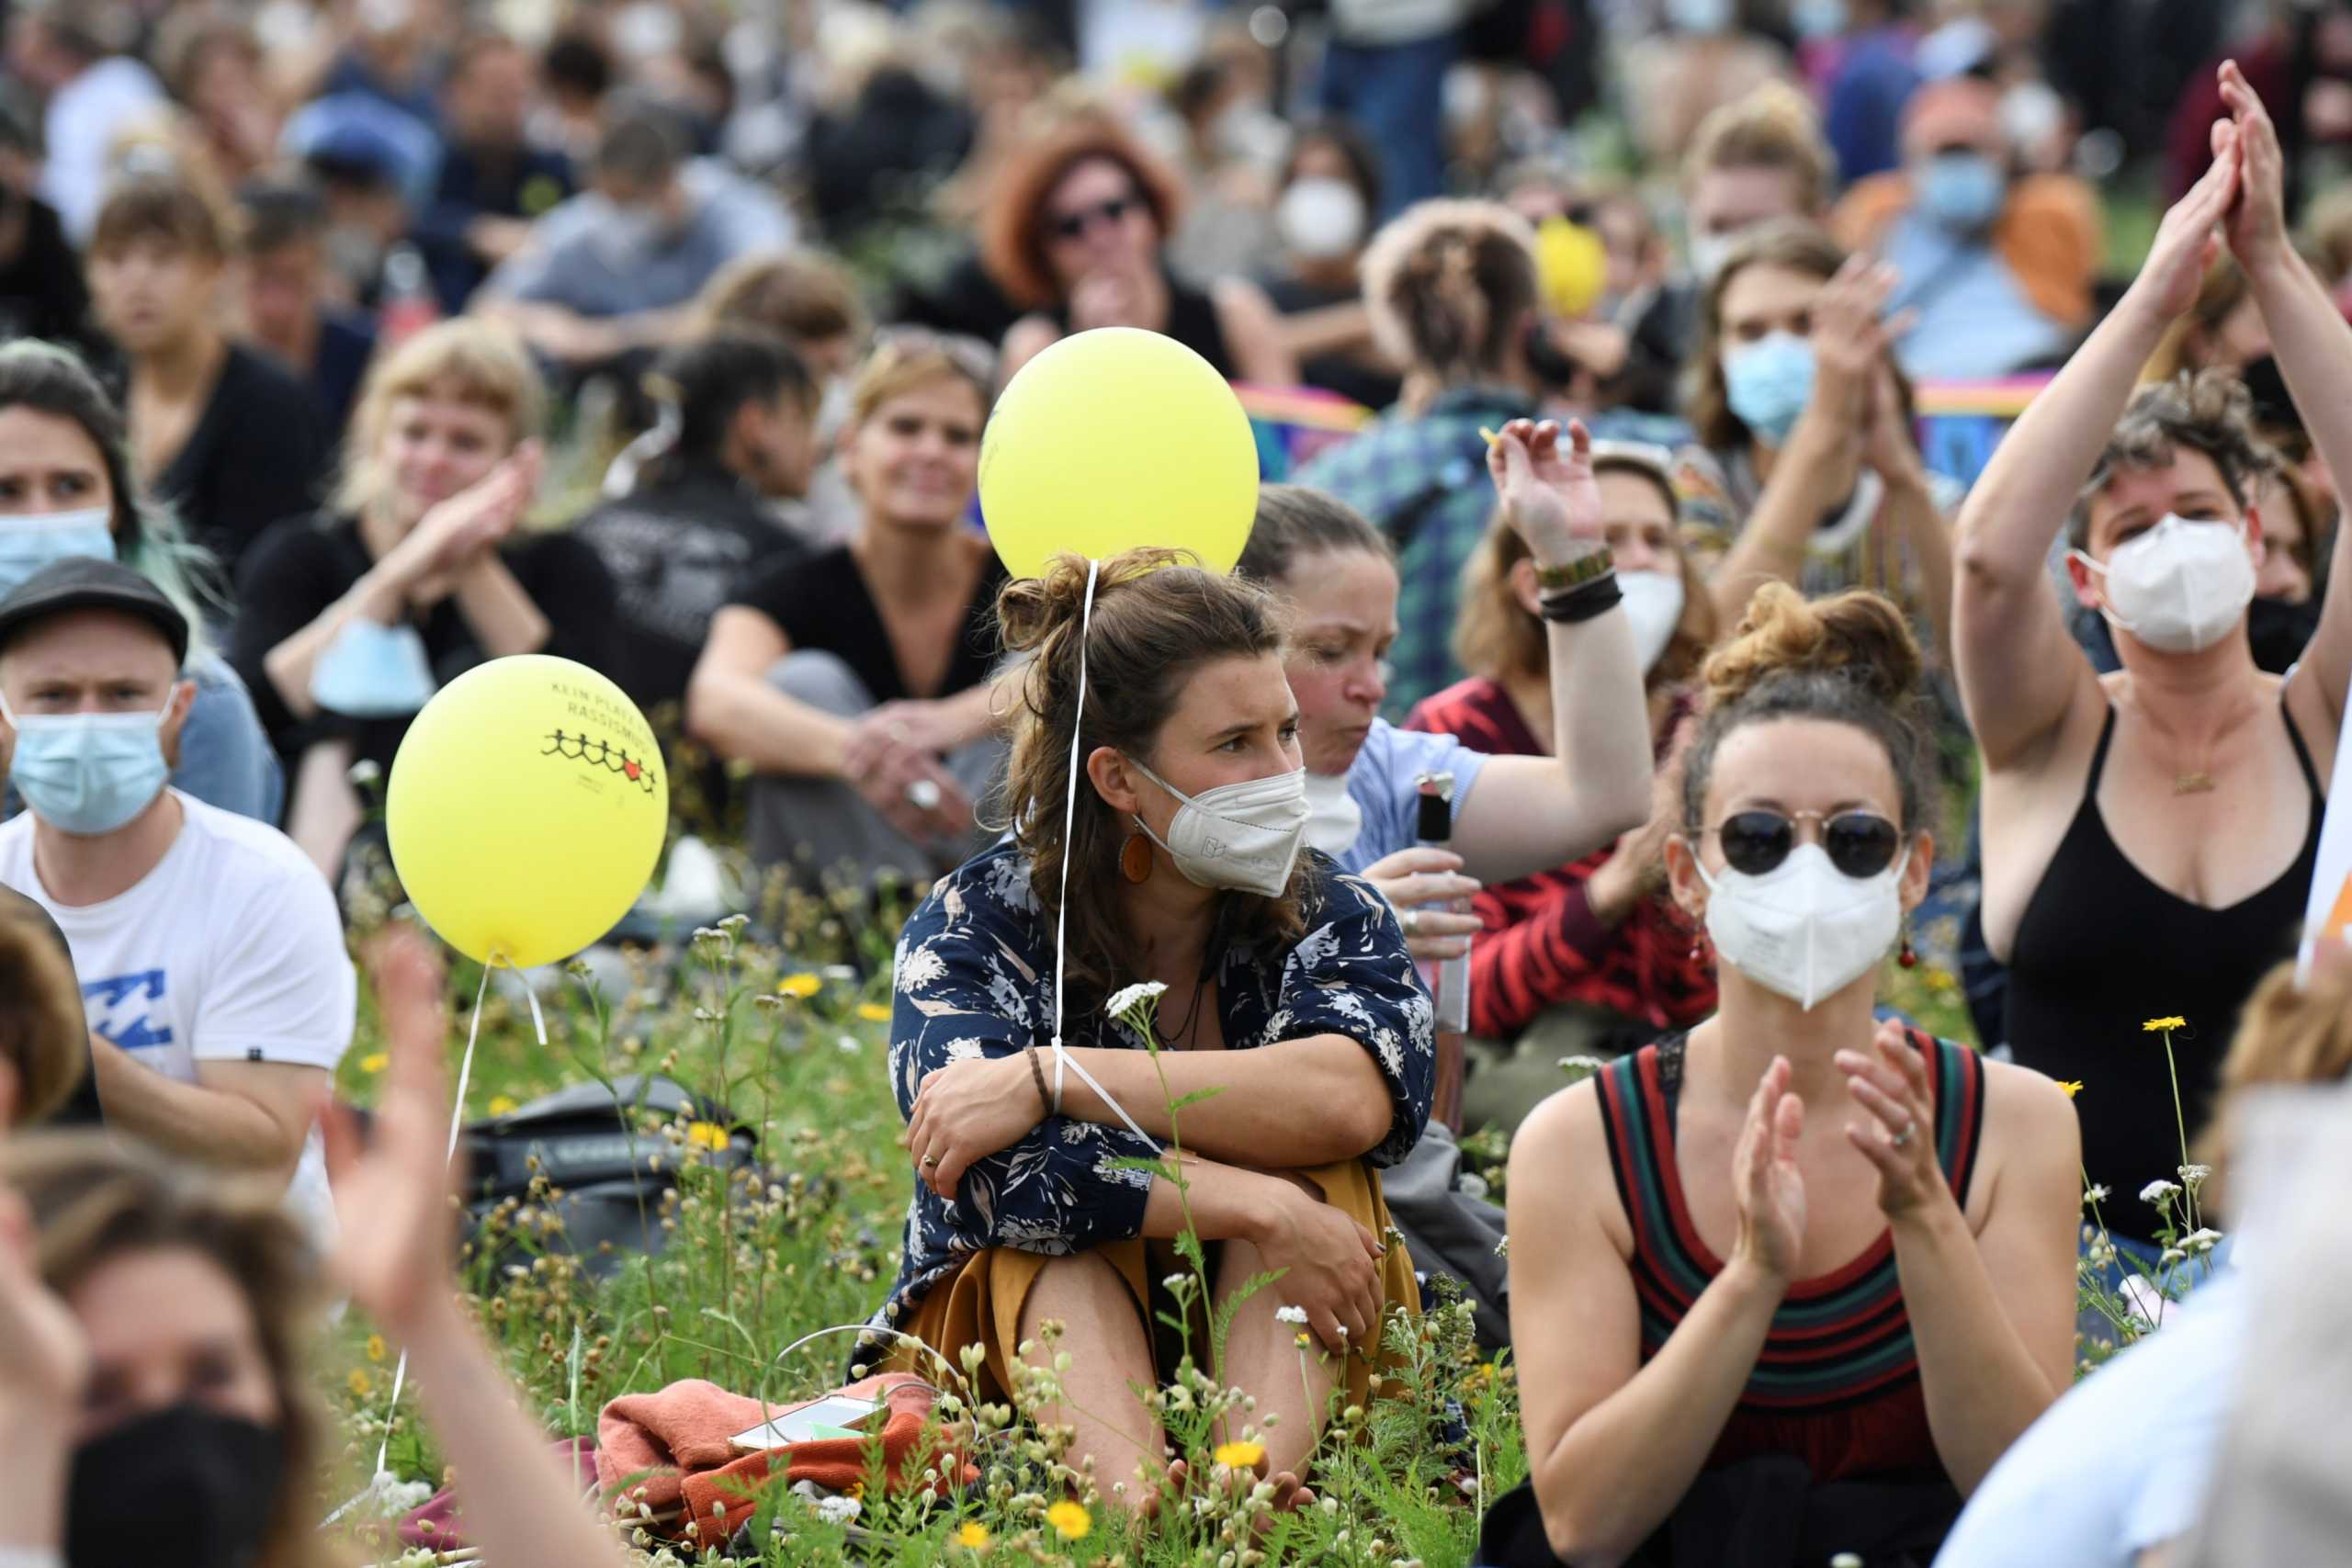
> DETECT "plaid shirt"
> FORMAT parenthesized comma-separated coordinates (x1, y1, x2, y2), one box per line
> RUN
(1292, 383, 1532, 716)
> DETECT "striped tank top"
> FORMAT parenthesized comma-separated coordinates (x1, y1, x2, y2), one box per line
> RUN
(1593, 1030, 1985, 1483)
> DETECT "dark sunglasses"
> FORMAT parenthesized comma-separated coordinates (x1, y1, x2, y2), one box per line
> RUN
(1050, 194, 1138, 241)
(1707, 808, 1903, 879)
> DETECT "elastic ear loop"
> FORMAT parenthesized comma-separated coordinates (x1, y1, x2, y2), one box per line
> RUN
(1047, 558, 1159, 1152)
(359, 948, 548, 1491)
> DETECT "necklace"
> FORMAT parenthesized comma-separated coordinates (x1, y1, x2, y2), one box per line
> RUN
(2174, 771, 2217, 795)
(1161, 971, 1212, 1047)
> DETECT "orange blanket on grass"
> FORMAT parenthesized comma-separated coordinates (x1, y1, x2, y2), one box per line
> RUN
(595, 1371, 975, 1541)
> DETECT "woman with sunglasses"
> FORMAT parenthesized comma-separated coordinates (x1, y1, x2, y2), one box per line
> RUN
(1481, 584, 2080, 1567)
(979, 116, 1296, 388)
(686, 335, 1006, 891)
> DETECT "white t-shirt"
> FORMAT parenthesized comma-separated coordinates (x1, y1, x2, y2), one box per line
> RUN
(0, 792, 356, 1241)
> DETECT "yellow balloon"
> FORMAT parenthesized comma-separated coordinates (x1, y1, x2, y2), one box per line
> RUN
(1536, 217, 1610, 320)
(386, 656, 669, 969)
(978, 327, 1260, 580)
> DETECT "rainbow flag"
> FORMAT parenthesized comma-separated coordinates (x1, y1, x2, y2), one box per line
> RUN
(1232, 382, 1377, 482)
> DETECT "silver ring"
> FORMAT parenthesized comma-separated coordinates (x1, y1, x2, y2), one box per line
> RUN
(906, 779, 943, 811)
(1890, 1120, 1916, 1149)
(1401, 909, 1419, 936)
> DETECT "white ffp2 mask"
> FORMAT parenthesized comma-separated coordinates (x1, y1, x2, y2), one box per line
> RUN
(1129, 759, 1309, 897)
(1618, 570, 1687, 672)
(1699, 841, 1907, 1010)
(2073, 514, 2256, 655)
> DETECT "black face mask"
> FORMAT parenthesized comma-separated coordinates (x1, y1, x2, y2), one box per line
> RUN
(67, 1404, 286, 1568)
(2247, 593, 2322, 676)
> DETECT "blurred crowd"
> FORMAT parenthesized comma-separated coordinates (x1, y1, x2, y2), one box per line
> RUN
(3, 0, 2352, 1563)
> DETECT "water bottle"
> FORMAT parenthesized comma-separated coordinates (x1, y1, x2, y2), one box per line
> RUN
(1415, 771, 1471, 1033)
(378, 242, 440, 345)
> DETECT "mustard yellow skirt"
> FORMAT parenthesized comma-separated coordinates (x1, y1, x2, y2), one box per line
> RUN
(895, 1158, 1421, 1414)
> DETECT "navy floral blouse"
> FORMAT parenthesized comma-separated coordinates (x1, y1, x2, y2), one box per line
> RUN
(867, 841, 1436, 1339)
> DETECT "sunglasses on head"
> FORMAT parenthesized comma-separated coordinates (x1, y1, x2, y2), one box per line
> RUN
(1050, 194, 1138, 241)
(1706, 808, 1903, 879)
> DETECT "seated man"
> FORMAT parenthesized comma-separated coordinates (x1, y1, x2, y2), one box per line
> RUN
(477, 96, 794, 370)
(233, 178, 379, 443)
(413, 27, 575, 315)
(0, 559, 354, 1239)
(1832, 75, 2099, 379)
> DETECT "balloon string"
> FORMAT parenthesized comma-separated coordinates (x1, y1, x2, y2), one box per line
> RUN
(373, 957, 496, 1478)
(1048, 558, 1159, 1153)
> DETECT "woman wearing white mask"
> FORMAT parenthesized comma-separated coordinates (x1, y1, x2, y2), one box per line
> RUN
(232, 321, 616, 877)
(1957, 66, 2352, 1258)
(0, 341, 279, 823)
(1404, 441, 1720, 1132)
(1483, 582, 2080, 1568)
(1235, 423, 1652, 970)
(1674, 220, 1959, 667)
(876, 549, 1431, 1505)
(1262, 122, 1403, 411)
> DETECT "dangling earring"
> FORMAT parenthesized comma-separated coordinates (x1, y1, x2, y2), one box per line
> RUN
(1688, 918, 1710, 966)
(1898, 914, 1918, 970)
(1120, 829, 1154, 885)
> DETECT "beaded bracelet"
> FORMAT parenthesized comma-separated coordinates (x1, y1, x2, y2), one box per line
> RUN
(1024, 1044, 1052, 1115)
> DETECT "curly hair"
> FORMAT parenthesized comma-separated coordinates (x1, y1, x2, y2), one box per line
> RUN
(2073, 369, 2270, 549)
(978, 115, 1186, 311)
(997, 549, 1302, 1016)
(1361, 199, 1540, 381)
(1681, 582, 1938, 836)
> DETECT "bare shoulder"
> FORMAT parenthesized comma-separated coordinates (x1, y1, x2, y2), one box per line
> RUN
(1966, 1055, 2084, 1224)
(1510, 1077, 1632, 1256)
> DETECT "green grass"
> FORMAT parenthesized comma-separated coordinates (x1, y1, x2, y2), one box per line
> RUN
(328, 921, 1517, 1565)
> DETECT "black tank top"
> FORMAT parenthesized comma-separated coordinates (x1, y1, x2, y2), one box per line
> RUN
(1048, 272, 1236, 378)
(2004, 704, 2321, 1240)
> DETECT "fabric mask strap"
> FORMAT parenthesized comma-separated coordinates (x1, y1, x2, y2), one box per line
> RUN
(1049, 559, 1159, 1152)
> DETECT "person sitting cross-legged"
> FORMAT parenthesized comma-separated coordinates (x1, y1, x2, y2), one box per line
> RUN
(0, 558, 354, 1244)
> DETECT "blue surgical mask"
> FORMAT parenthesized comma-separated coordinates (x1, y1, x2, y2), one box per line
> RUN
(311, 617, 437, 717)
(1917, 152, 2007, 233)
(0, 508, 117, 596)
(0, 694, 173, 836)
(1723, 332, 1815, 446)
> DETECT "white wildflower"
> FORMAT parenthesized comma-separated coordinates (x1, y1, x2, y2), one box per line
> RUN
(2083, 1184, 2110, 1203)
(835, 1034, 860, 1053)
(1106, 980, 1169, 1021)
(2178, 1163, 2213, 1185)
(1456, 1172, 1490, 1201)
(1275, 1304, 1309, 1325)
(2183, 1227, 2223, 1253)
(1558, 1055, 1609, 1074)
(811, 1494, 862, 1525)
(2140, 1179, 2182, 1204)
(1163, 1273, 1191, 1292)
(1495, 1235, 1511, 1259)
(2159, 1247, 2187, 1267)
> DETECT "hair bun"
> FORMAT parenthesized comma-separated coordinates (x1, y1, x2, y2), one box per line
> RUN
(1700, 582, 1920, 713)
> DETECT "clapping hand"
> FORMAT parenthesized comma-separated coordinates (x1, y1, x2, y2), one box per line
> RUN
(2218, 60, 2290, 276)
(1836, 1019, 1954, 1222)
(1731, 1055, 1806, 1284)
(2134, 116, 2241, 322)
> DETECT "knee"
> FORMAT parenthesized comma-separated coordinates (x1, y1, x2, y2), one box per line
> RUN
(767, 649, 871, 717)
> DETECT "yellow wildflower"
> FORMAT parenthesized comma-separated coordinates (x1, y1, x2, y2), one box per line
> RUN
(486, 1095, 518, 1117)
(1214, 1439, 1265, 1470)
(2057, 1080, 2083, 1099)
(366, 1334, 387, 1363)
(1295, 1332, 1311, 1349)
(2143, 1016, 2187, 1032)
(684, 1121, 731, 1151)
(954, 1521, 990, 1551)
(1045, 1500, 1091, 1540)
(347, 1369, 373, 1397)
(357, 1052, 388, 1075)
(778, 973, 822, 999)
(856, 1002, 892, 1022)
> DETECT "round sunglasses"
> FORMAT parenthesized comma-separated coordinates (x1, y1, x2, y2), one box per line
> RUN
(1703, 808, 1904, 879)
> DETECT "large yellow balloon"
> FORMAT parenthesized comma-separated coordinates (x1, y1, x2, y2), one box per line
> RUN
(386, 656, 669, 969)
(978, 327, 1259, 580)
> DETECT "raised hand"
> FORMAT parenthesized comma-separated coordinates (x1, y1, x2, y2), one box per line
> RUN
(2218, 60, 2290, 276)
(1809, 257, 1908, 412)
(1835, 1019, 1954, 1222)
(1487, 417, 1604, 564)
(322, 926, 460, 1340)
(2132, 117, 2241, 323)
(1730, 1055, 1806, 1283)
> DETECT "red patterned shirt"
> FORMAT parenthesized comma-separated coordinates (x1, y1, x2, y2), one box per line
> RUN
(1401, 678, 1716, 1041)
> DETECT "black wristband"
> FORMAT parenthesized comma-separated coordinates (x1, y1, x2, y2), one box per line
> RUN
(1539, 572, 1623, 624)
